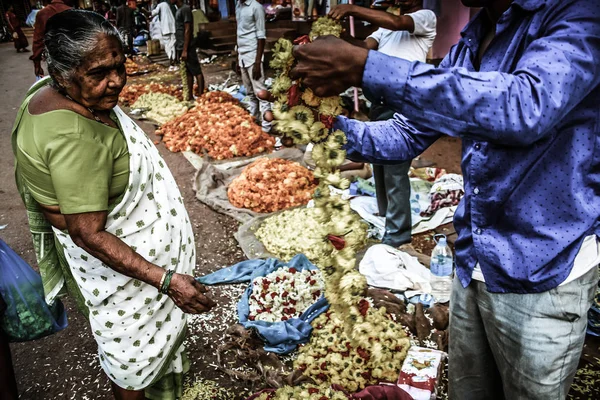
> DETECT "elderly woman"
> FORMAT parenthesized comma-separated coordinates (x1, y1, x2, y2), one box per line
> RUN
(11, 10, 215, 400)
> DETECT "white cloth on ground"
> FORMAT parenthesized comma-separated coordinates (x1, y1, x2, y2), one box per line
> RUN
(359, 244, 432, 297)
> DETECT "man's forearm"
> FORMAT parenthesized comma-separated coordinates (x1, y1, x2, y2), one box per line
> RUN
(346, 5, 414, 32)
(255, 38, 266, 65)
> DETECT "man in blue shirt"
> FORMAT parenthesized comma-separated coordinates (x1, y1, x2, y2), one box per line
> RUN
(288, 0, 600, 398)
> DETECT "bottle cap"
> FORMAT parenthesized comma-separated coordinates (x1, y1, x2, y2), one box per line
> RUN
(434, 234, 447, 247)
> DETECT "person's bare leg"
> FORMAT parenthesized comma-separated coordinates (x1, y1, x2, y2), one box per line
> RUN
(0, 331, 18, 400)
(195, 74, 205, 97)
(186, 69, 194, 101)
(111, 381, 146, 400)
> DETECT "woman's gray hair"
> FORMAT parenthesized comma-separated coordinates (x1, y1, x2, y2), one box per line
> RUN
(44, 10, 124, 84)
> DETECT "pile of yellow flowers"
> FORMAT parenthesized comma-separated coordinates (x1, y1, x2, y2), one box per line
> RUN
(270, 17, 367, 337)
(295, 300, 410, 392)
(255, 383, 349, 400)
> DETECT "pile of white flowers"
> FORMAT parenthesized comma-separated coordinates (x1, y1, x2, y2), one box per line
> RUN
(255, 207, 367, 267)
(248, 268, 325, 322)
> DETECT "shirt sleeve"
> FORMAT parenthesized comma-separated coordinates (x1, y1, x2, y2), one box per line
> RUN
(408, 9, 436, 38)
(336, 114, 442, 164)
(183, 7, 193, 24)
(45, 131, 113, 214)
(362, 4, 600, 147)
(253, 3, 266, 40)
(367, 28, 384, 44)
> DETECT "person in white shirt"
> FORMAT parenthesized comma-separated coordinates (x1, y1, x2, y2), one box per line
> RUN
(330, 0, 436, 248)
(151, 0, 177, 68)
(236, 0, 271, 132)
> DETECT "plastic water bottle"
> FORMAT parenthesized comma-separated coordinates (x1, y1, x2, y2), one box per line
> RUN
(430, 234, 453, 303)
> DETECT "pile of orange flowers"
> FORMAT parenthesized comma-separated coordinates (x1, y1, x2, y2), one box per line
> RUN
(156, 92, 275, 160)
(119, 83, 183, 105)
(228, 158, 318, 213)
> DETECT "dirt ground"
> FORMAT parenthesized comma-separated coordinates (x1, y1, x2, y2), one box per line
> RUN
(1, 39, 598, 400)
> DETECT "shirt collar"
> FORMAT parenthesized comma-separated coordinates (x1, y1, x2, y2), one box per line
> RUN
(460, 0, 545, 43)
(241, 0, 252, 6)
(512, 0, 546, 12)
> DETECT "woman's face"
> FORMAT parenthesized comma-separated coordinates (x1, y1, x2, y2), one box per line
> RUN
(65, 34, 127, 111)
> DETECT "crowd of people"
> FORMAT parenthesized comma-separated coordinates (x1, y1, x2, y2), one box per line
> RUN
(2, 0, 600, 399)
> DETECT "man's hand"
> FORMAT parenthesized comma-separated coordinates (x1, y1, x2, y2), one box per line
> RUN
(290, 36, 368, 97)
(329, 4, 356, 20)
(181, 50, 188, 62)
(252, 62, 261, 80)
(168, 273, 216, 314)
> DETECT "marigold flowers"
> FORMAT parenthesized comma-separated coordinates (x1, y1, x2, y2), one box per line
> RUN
(228, 158, 318, 213)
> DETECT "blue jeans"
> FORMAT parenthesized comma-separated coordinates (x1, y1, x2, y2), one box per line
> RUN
(449, 266, 599, 400)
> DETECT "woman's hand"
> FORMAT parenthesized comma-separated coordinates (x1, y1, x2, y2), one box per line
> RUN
(167, 273, 216, 314)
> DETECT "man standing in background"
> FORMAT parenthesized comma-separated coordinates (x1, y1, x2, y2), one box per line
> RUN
(116, 0, 135, 54)
(6, 5, 30, 53)
(330, 0, 436, 247)
(152, 0, 177, 70)
(30, 0, 72, 77)
(236, 0, 271, 132)
(172, 0, 205, 99)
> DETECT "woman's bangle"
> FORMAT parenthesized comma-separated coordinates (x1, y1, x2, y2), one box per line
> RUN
(160, 270, 175, 294)
(158, 270, 168, 291)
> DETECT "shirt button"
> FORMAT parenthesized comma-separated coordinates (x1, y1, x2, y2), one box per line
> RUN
(475, 228, 482, 235)
(474, 187, 480, 195)
(474, 143, 481, 150)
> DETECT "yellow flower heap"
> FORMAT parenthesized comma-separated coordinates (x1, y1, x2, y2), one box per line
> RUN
(269, 18, 410, 393)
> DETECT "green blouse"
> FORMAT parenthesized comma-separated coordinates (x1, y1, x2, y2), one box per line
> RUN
(14, 95, 130, 214)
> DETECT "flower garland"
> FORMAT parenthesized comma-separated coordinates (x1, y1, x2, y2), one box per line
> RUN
(255, 383, 349, 400)
(294, 300, 410, 392)
(269, 17, 368, 339)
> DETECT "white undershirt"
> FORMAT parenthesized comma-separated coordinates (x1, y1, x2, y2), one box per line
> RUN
(471, 235, 600, 286)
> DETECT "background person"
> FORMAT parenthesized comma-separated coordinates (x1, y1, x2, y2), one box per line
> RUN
(151, 0, 177, 69)
(330, 0, 436, 247)
(286, 0, 600, 398)
(172, 0, 205, 99)
(30, 0, 72, 77)
(116, 0, 135, 54)
(236, 0, 271, 132)
(5, 5, 29, 53)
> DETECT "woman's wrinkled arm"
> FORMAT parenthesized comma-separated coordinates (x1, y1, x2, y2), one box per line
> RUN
(64, 211, 215, 314)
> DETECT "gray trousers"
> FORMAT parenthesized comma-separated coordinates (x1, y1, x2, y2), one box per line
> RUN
(449, 267, 599, 400)
(371, 104, 412, 247)
(240, 63, 271, 132)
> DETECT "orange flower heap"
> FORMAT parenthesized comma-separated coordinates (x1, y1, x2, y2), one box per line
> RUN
(228, 158, 318, 213)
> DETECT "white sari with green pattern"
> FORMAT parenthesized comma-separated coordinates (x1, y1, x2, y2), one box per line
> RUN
(14, 88, 195, 398)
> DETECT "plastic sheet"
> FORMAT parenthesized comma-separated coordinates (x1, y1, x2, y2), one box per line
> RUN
(197, 254, 329, 354)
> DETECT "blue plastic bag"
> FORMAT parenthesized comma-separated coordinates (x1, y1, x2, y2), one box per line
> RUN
(0, 239, 67, 342)
(198, 254, 329, 354)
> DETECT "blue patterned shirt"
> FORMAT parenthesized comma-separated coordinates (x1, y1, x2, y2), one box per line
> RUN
(337, 0, 600, 293)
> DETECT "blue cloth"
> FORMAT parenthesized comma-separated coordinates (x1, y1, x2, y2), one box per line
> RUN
(197, 254, 329, 354)
(337, 0, 600, 294)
